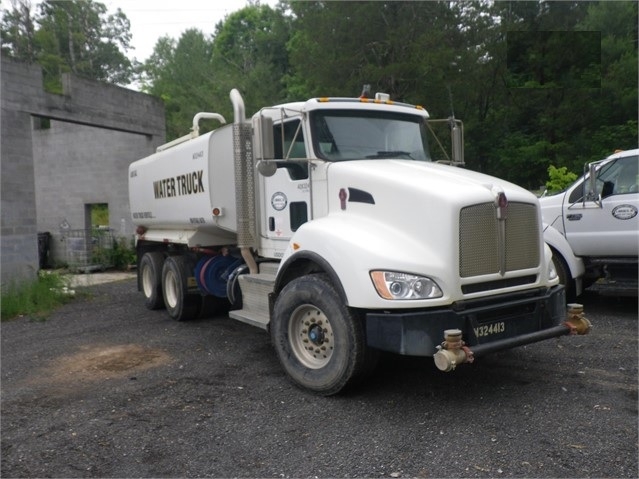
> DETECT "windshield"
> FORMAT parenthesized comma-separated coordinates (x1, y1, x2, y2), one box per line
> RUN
(310, 110, 432, 162)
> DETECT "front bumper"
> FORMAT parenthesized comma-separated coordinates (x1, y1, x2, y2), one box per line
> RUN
(365, 285, 566, 356)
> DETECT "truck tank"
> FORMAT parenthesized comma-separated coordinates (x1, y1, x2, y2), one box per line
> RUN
(128, 124, 238, 247)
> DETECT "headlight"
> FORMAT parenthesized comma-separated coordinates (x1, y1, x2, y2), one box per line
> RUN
(370, 271, 443, 300)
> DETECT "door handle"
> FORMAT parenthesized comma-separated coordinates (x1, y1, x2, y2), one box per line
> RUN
(566, 214, 582, 221)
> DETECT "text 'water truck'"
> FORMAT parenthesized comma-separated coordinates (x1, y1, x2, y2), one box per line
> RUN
(128, 89, 590, 395)
(540, 148, 639, 299)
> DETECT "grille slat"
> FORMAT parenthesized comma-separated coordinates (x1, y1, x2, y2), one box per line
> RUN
(459, 201, 539, 279)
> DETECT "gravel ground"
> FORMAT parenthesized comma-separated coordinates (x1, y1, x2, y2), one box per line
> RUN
(1, 277, 637, 478)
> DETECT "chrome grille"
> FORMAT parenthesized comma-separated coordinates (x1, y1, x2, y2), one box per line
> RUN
(459, 202, 539, 278)
(459, 203, 499, 277)
(505, 203, 540, 271)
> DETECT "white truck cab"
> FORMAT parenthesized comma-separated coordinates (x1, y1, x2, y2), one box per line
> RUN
(540, 148, 639, 297)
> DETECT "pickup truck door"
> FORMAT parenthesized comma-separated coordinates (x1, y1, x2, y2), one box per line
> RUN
(562, 154, 638, 257)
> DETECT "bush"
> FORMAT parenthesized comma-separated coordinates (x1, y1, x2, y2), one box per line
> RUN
(545, 165, 578, 195)
(1, 272, 75, 321)
(111, 236, 137, 270)
(90, 233, 137, 270)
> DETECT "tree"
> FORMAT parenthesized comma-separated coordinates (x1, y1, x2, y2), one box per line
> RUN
(1, 0, 134, 90)
(1, 0, 37, 62)
(475, 1, 636, 188)
(210, 3, 291, 114)
(141, 30, 216, 141)
(137, 0, 636, 190)
(36, 0, 133, 86)
(141, 3, 291, 140)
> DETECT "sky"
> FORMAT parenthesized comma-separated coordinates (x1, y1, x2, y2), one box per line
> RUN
(103, 0, 278, 63)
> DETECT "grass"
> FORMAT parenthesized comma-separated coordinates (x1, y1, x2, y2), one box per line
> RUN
(1, 271, 77, 322)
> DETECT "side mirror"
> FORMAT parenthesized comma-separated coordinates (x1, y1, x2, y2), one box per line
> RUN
(588, 162, 597, 197)
(253, 114, 274, 161)
(450, 119, 464, 166)
(586, 162, 603, 207)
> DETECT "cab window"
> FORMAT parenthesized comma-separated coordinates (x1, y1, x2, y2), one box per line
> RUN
(273, 119, 308, 180)
(569, 155, 639, 203)
(274, 120, 306, 159)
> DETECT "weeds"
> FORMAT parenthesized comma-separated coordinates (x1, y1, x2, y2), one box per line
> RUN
(1, 272, 76, 321)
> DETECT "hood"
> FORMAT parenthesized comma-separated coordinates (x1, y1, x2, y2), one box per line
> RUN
(326, 160, 536, 213)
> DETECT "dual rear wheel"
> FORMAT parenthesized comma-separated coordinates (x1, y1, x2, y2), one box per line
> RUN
(139, 252, 201, 321)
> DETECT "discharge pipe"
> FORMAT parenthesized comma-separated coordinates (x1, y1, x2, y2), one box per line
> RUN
(433, 304, 591, 372)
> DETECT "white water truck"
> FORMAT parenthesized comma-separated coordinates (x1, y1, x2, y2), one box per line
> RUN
(128, 89, 590, 395)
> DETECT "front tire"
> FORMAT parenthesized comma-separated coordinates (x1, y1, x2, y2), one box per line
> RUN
(162, 255, 200, 321)
(139, 252, 165, 310)
(552, 251, 575, 301)
(271, 274, 372, 395)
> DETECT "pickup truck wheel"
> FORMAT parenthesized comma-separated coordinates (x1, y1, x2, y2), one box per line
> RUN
(271, 274, 369, 395)
(552, 253, 575, 301)
(162, 256, 200, 321)
(140, 252, 165, 310)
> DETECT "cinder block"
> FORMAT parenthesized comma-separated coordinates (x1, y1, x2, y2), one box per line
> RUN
(1, 57, 166, 287)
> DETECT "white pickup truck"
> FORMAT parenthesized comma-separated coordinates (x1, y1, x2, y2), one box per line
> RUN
(540, 148, 638, 298)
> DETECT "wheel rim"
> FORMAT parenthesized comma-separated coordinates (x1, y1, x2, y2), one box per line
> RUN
(164, 269, 179, 308)
(288, 304, 334, 369)
(142, 264, 154, 298)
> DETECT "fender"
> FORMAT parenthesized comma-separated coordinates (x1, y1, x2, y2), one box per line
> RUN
(278, 214, 452, 309)
(543, 222, 585, 282)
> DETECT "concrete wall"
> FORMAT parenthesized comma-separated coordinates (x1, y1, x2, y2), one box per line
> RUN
(1, 57, 165, 287)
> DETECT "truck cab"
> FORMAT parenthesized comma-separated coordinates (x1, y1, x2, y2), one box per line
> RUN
(540, 148, 639, 297)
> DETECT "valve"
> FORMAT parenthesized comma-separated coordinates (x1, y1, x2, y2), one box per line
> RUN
(433, 329, 473, 372)
(565, 303, 592, 335)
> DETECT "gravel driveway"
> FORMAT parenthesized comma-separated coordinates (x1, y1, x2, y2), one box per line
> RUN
(1, 277, 637, 478)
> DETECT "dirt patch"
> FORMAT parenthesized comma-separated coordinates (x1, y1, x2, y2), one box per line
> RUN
(29, 344, 171, 386)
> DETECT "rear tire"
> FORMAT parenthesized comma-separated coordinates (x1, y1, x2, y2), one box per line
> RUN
(139, 252, 165, 310)
(271, 274, 374, 395)
(162, 255, 200, 321)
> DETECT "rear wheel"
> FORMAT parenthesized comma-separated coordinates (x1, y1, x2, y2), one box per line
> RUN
(271, 274, 375, 395)
(162, 255, 200, 321)
(139, 252, 165, 310)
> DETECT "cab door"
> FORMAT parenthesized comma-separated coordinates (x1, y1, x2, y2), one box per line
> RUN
(563, 154, 638, 257)
(259, 119, 311, 249)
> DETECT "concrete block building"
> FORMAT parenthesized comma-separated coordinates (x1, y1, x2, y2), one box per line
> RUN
(1, 57, 165, 287)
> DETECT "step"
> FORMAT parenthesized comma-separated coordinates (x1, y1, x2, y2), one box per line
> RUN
(227, 273, 275, 330)
(229, 309, 269, 330)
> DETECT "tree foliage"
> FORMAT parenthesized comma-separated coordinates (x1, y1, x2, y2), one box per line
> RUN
(1, 0, 134, 90)
(140, 30, 215, 141)
(545, 165, 578, 194)
(3, 0, 636, 191)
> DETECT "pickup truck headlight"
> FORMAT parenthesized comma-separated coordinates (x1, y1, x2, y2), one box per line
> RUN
(370, 271, 443, 300)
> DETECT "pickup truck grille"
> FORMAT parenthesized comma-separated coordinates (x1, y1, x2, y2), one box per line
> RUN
(459, 202, 540, 278)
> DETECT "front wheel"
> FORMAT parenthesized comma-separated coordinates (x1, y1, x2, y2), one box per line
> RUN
(271, 274, 373, 395)
(552, 251, 576, 301)
(162, 255, 200, 321)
